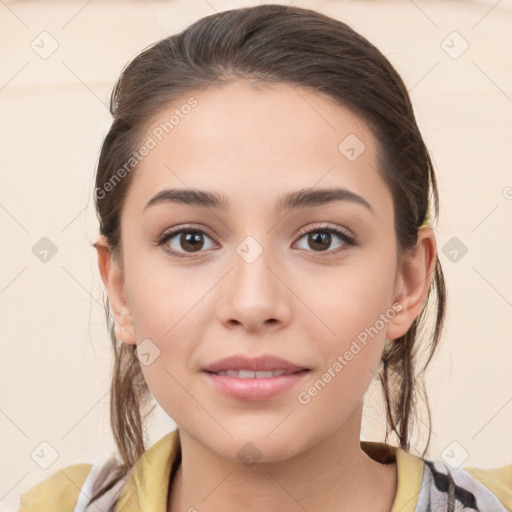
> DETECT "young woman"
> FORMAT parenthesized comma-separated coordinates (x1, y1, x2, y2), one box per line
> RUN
(18, 4, 511, 512)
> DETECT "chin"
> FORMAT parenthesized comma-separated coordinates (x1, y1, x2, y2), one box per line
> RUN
(204, 428, 308, 465)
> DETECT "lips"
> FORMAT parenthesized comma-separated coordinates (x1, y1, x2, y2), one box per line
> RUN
(202, 354, 308, 375)
(202, 354, 310, 400)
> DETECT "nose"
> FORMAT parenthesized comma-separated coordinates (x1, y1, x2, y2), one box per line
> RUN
(216, 236, 291, 333)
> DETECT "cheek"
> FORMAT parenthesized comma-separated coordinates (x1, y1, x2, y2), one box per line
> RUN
(134, 306, 202, 422)
(306, 260, 396, 342)
(123, 260, 207, 392)
(297, 254, 396, 395)
(295, 287, 389, 426)
(124, 249, 211, 338)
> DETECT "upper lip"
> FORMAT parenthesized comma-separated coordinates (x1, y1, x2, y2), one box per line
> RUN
(203, 354, 308, 373)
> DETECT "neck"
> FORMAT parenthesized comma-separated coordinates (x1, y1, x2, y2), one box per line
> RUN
(168, 404, 397, 512)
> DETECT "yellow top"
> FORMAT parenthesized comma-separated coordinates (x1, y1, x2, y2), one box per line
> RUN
(18, 429, 512, 511)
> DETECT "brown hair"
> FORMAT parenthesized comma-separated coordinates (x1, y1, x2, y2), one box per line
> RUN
(89, 3, 446, 506)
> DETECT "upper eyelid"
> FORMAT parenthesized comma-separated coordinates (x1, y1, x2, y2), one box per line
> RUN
(161, 223, 219, 242)
(296, 222, 353, 238)
(161, 222, 351, 237)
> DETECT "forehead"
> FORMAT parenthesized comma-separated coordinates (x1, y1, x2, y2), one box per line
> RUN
(124, 80, 390, 217)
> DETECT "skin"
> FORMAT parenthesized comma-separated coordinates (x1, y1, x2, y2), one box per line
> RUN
(96, 80, 437, 512)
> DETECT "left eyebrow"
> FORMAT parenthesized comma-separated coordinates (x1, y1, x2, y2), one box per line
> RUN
(276, 187, 374, 216)
(143, 187, 375, 216)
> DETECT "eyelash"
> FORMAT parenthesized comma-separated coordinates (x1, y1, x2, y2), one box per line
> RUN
(155, 223, 356, 259)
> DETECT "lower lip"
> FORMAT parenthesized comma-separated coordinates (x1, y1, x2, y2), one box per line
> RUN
(202, 370, 310, 401)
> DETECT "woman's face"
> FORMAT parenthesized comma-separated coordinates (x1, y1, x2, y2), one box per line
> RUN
(100, 80, 423, 462)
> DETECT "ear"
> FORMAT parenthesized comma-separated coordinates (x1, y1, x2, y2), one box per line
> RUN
(95, 235, 136, 345)
(385, 226, 437, 341)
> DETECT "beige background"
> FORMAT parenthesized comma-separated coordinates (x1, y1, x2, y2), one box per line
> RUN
(1, 0, 511, 509)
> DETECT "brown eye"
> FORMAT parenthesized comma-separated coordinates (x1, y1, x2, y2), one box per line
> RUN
(295, 225, 356, 255)
(307, 231, 332, 252)
(178, 231, 206, 252)
(157, 227, 217, 258)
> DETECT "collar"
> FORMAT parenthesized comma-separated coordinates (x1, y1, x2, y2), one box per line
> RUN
(116, 429, 423, 512)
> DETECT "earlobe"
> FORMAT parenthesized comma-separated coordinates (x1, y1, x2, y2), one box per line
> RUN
(95, 235, 137, 345)
(385, 227, 437, 341)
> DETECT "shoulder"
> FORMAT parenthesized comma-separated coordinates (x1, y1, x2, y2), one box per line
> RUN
(462, 463, 512, 510)
(417, 458, 512, 511)
(19, 463, 92, 511)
